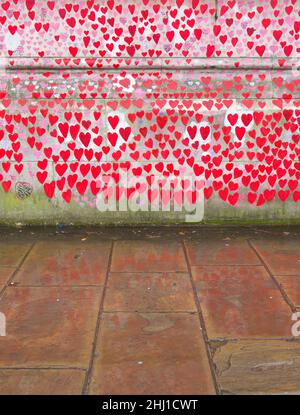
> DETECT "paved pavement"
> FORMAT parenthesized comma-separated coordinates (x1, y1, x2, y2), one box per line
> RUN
(0, 226, 299, 395)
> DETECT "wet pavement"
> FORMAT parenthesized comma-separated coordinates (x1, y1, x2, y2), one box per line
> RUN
(0, 225, 300, 395)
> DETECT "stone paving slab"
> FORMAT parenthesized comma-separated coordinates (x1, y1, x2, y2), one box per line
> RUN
(89, 312, 215, 395)
(104, 272, 196, 312)
(185, 240, 260, 266)
(0, 243, 31, 267)
(0, 369, 85, 395)
(12, 241, 111, 286)
(111, 241, 188, 272)
(0, 287, 102, 368)
(191, 265, 292, 339)
(251, 240, 300, 275)
(213, 340, 300, 395)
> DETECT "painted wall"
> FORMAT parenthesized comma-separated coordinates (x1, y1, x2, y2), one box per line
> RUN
(0, 0, 299, 224)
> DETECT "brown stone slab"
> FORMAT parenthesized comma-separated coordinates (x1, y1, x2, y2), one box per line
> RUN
(0, 268, 15, 288)
(251, 240, 300, 275)
(185, 240, 260, 266)
(0, 242, 31, 267)
(13, 240, 111, 286)
(0, 287, 102, 368)
(104, 272, 196, 312)
(276, 275, 300, 309)
(89, 312, 215, 395)
(191, 266, 292, 339)
(111, 241, 187, 272)
(0, 369, 85, 395)
(213, 340, 300, 395)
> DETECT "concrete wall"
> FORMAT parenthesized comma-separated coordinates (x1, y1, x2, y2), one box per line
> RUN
(0, 0, 300, 225)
